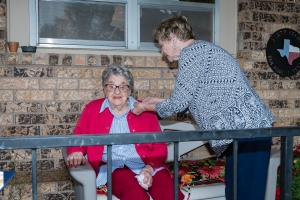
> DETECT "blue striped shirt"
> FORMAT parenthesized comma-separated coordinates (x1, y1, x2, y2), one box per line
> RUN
(96, 96, 160, 187)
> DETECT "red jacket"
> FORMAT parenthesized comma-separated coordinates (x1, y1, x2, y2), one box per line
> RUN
(67, 98, 167, 174)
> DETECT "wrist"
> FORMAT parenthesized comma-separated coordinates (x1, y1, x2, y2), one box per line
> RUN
(146, 162, 156, 173)
(143, 167, 153, 175)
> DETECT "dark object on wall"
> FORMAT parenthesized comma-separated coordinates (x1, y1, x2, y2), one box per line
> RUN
(21, 46, 37, 53)
(266, 28, 300, 77)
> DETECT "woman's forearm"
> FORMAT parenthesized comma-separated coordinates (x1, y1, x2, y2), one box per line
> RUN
(144, 103, 157, 112)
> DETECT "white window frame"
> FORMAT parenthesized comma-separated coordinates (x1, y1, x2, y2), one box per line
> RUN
(29, 0, 220, 51)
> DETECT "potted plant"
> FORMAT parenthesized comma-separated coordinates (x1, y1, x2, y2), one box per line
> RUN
(7, 42, 19, 52)
(276, 144, 300, 200)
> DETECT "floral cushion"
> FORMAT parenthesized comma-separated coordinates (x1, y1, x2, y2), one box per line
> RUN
(96, 157, 226, 198)
(167, 157, 226, 188)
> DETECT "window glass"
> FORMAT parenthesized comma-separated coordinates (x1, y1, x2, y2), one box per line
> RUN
(32, 0, 217, 50)
(140, 7, 213, 44)
(39, 0, 125, 45)
(180, 0, 215, 3)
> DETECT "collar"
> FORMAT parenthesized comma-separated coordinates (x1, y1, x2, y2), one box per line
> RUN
(99, 96, 137, 113)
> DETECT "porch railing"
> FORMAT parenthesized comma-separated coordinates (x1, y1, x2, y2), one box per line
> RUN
(0, 126, 298, 200)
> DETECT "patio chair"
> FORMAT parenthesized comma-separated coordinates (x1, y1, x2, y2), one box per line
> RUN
(62, 120, 280, 200)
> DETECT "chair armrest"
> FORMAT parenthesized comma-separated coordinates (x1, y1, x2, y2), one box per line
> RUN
(265, 148, 280, 200)
(167, 141, 208, 162)
(160, 120, 209, 162)
(62, 147, 97, 200)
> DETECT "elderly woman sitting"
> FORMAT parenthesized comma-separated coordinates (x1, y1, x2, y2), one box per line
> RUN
(66, 64, 184, 200)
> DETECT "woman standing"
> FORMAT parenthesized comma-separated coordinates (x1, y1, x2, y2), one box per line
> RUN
(132, 15, 274, 200)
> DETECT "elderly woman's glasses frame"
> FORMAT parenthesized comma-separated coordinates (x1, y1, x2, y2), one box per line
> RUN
(105, 84, 130, 92)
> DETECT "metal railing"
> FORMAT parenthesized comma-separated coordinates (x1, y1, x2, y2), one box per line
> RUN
(0, 126, 298, 200)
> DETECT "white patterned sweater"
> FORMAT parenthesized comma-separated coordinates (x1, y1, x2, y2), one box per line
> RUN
(156, 40, 274, 156)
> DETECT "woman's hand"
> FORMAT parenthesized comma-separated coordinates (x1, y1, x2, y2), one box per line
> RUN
(131, 102, 146, 115)
(132, 99, 162, 115)
(66, 152, 85, 168)
(131, 97, 166, 115)
(143, 97, 165, 104)
(139, 165, 154, 187)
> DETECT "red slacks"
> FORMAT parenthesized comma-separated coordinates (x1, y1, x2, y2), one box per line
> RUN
(112, 167, 185, 200)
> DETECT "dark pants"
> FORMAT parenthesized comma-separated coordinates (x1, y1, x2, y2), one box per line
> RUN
(224, 137, 272, 200)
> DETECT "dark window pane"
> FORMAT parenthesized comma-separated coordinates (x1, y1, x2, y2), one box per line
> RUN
(179, 0, 215, 3)
(38, 1, 125, 42)
(140, 8, 213, 43)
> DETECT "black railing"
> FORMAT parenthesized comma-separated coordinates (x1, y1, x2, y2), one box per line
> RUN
(0, 126, 298, 200)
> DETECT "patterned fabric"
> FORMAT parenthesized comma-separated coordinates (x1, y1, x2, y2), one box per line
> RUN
(168, 157, 226, 186)
(168, 157, 226, 200)
(156, 40, 274, 156)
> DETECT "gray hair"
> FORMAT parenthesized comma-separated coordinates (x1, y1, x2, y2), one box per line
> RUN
(102, 64, 134, 91)
(154, 15, 195, 42)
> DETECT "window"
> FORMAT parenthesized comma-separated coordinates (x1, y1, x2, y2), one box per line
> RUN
(29, 0, 219, 51)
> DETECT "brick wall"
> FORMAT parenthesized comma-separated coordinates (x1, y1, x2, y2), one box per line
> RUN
(237, 0, 300, 148)
(0, 0, 300, 199)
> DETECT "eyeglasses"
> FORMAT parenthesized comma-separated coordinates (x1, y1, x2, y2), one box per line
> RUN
(105, 84, 130, 92)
